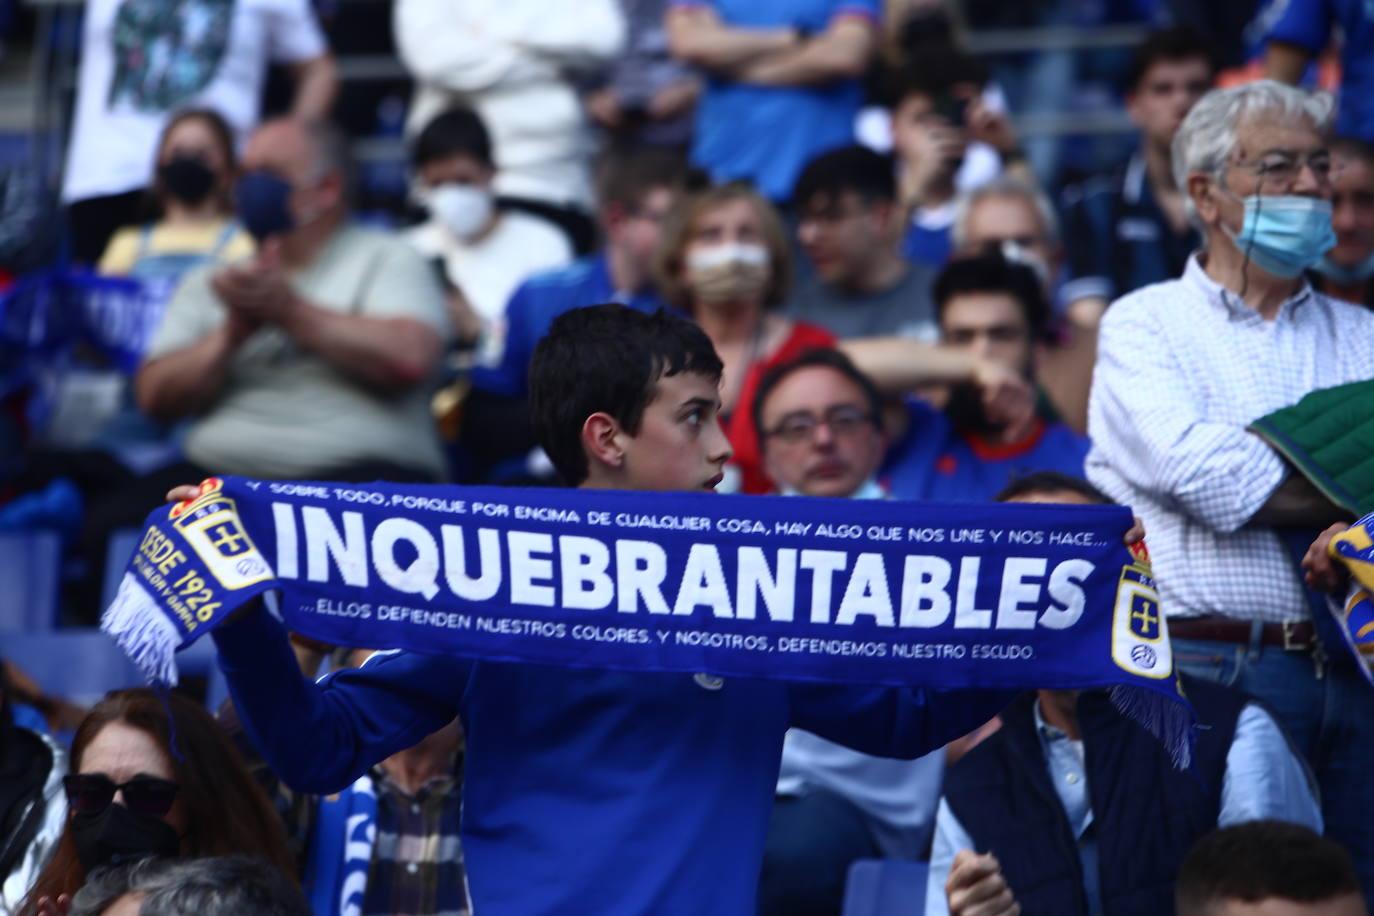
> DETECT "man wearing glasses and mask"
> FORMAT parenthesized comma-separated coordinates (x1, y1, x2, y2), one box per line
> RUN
(1086, 80, 1374, 906)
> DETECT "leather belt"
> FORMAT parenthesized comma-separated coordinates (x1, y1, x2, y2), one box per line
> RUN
(1167, 617, 1318, 651)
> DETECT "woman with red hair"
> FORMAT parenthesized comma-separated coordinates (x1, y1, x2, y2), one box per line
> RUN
(18, 689, 294, 916)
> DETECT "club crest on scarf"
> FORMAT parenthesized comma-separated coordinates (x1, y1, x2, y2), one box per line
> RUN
(1111, 557, 1170, 680)
(170, 477, 272, 591)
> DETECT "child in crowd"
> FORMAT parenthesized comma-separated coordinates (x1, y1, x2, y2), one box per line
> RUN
(198, 304, 1013, 915)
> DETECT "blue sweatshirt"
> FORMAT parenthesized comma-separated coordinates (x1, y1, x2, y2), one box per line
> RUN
(214, 609, 1010, 915)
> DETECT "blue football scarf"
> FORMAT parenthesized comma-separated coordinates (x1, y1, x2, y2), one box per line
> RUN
(103, 476, 1194, 763)
(0, 268, 163, 373)
(303, 773, 377, 916)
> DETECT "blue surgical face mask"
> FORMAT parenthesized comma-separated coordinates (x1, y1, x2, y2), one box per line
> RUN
(234, 170, 296, 241)
(1224, 194, 1337, 278)
(1314, 249, 1374, 286)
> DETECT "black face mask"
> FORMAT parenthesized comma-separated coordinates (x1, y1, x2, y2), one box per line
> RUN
(71, 803, 180, 872)
(157, 156, 217, 205)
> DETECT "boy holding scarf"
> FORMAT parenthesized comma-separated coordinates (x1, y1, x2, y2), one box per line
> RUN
(199, 305, 1014, 915)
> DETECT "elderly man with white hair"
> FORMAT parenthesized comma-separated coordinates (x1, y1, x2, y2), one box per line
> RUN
(1087, 79, 1374, 903)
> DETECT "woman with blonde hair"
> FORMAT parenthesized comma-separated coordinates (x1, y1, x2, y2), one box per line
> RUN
(655, 181, 836, 493)
(655, 181, 1036, 495)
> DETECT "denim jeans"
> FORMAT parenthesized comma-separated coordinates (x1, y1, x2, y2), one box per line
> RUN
(1174, 633, 1374, 906)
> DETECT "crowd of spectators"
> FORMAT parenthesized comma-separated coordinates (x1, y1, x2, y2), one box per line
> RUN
(4, 0, 1374, 913)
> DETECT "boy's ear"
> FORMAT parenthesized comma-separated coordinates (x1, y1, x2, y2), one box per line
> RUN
(582, 412, 625, 471)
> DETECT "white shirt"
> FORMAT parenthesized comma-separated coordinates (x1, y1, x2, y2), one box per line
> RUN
(404, 209, 573, 330)
(1087, 254, 1374, 622)
(394, 0, 625, 210)
(62, 0, 326, 203)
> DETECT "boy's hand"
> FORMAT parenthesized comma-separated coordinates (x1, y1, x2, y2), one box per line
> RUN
(167, 484, 201, 504)
(1303, 521, 1352, 593)
(946, 849, 1020, 916)
(1124, 517, 1145, 548)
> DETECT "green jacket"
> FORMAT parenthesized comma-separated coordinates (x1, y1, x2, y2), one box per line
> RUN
(1249, 378, 1374, 516)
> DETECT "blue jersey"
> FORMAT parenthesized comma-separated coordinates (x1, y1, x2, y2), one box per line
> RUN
(682, 0, 880, 201)
(902, 221, 952, 270)
(470, 253, 665, 398)
(1267, 0, 1374, 142)
(1060, 152, 1200, 306)
(881, 399, 1090, 502)
(214, 609, 1009, 916)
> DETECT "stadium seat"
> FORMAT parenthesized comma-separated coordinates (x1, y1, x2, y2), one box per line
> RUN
(205, 661, 231, 713)
(1, 629, 145, 708)
(0, 529, 63, 631)
(100, 527, 143, 613)
(842, 858, 929, 916)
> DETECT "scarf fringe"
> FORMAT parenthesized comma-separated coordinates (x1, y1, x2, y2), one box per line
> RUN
(100, 573, 183, 686)
(1109, 683, 1195, 770)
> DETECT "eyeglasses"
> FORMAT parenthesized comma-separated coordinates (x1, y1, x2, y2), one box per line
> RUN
(64, 774, 180, 818)
(1228, 152, 1334, 188)
(765, 405, 876, 444)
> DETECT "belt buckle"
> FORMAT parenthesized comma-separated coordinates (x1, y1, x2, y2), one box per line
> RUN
(1281, 621, 1307, 652)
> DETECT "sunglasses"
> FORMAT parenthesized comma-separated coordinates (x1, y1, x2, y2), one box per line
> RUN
(63, 773, 180, 818)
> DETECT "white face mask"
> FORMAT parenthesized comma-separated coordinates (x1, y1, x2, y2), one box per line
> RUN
(685, 242, 770, 272)
(424, 183, 495, 241)
(684, 242, 771, 305)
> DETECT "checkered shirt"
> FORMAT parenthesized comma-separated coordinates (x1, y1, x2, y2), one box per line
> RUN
(362, 767, 468, 916)
(1086, 255, 1374, 622)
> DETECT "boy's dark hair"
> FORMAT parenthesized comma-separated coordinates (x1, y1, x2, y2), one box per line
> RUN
(1124, 27, 1218, 94)
(792, 145, 897, 209)
(884, 45, 987, 108)
(751, 348, 884, 443)
(412, 107, 493, 169)
(529, 305, 723, 485)
(996, 471, 1111, 505)
(1175, 821, 1361, 914)
(1331, 135, 1374, 170)
(934, 253, 1053, 342)
(595, 146, 691, 213)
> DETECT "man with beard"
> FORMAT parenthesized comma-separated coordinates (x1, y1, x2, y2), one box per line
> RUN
(879, 253, 1087, 501)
